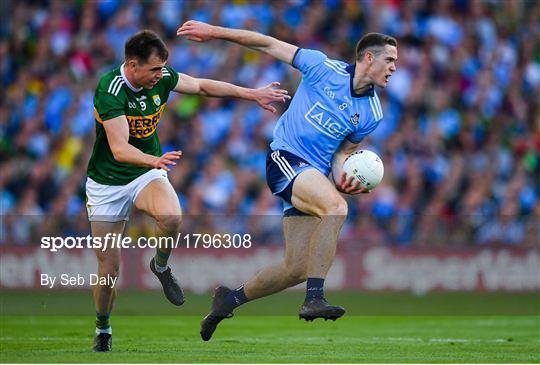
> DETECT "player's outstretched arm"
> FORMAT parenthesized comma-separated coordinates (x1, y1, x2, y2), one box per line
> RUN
(174, 73, 290, 113)
(332, 140, 370, 195)
(177, 20, 298, 65)
(103, 116, 182, 171)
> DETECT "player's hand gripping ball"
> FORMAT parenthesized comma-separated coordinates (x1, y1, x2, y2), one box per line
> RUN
(342, 150, 384, 191)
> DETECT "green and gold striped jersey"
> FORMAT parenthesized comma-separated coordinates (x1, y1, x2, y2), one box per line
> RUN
(87, 64, 179, 185)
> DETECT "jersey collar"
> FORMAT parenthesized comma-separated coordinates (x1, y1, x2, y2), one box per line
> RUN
(120, 63, 144, 93)
(346, 64, 374, 98)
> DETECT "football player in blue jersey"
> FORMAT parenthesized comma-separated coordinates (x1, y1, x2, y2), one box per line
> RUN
(177, 20, 397, 341)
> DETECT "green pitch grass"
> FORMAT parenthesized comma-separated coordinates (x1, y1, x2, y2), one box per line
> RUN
(1, 291, 539, 363)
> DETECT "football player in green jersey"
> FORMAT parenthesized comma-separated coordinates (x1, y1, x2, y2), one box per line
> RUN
(87, 29, 290, 352)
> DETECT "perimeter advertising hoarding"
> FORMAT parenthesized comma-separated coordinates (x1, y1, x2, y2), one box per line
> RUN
(1, 246, 538, 292)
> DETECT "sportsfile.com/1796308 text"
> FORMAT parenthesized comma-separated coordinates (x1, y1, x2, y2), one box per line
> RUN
(40, 233, 252, 252)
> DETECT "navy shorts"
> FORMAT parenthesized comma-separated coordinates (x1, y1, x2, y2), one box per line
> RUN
(266, 150, 315, 216)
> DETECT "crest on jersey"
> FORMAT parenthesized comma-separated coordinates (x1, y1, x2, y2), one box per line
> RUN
(350, 113, 359, 125)
(152, 94, 161, 106)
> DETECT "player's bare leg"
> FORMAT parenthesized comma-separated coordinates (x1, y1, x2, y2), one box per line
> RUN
(91, 221, 125, 352)
(200, 214, 316, 341)
(200, 170, 347, 340)
(243, 215, 315, 299)
(201, 214, 329, 341)
(134, 178, 184, 305)
(244, 169, 347, 299)
(291, 170, 347, 278)
(289, 169, 347, 321)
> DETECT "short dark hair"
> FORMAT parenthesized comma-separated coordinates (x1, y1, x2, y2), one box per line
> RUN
(356, 33, 398, 61)
(125, 30, 168, 64)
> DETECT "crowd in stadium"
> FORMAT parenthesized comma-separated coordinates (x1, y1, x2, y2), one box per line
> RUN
(1, 0, 539, 246)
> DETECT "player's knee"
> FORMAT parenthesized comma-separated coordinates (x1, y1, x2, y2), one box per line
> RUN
(284, 265, 306, 285)
(318, 196, 348, 217)
(156, 214, 182, 234)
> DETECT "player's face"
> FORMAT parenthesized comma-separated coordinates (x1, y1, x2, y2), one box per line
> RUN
(368, 45, 397, 88)
(130, 54, 167, 89)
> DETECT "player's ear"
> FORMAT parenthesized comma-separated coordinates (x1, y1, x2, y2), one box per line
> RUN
(126, 58, 138, 70)
(364, 51, 373, 64)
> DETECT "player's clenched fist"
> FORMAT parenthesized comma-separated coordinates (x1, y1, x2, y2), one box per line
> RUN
(176, 20, 216, 42)
(153, 150, 183, 171)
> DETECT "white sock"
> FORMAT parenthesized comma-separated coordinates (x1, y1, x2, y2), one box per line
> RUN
(96, 327, 112, 335)
(154, 260, 168, 273)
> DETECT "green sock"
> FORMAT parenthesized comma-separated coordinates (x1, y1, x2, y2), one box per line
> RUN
(155, 248, 170, 269)
(96, 312, 110, 330)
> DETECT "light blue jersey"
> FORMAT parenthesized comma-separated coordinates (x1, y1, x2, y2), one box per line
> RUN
(270, 48, 384, 175)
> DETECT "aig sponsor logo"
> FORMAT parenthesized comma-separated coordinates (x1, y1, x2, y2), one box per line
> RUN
(304, 102, 349, 140)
